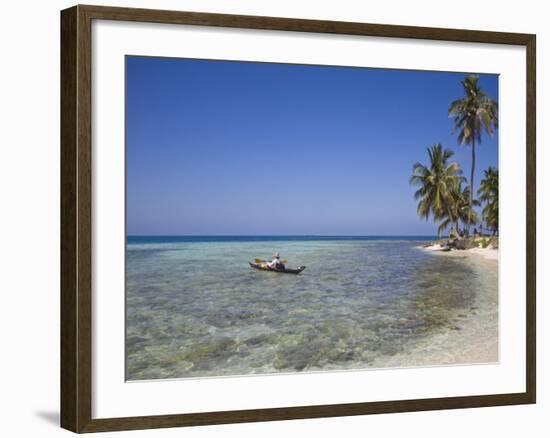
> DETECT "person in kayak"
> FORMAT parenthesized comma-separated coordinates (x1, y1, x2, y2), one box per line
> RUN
(267, 253, 284, 270)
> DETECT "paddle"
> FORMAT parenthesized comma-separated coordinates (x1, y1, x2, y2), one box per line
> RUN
(254, 258, 288, 264)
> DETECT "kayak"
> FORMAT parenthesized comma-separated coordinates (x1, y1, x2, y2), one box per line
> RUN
(249, 261, 306, 275)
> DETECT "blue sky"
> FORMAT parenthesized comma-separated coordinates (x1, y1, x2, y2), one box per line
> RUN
(126, 56, 498, 236)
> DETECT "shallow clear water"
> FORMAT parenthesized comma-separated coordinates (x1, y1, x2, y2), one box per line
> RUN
(126, 237, 497, 380)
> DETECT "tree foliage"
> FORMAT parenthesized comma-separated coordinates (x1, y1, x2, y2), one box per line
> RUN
(478, 166, 499, 233)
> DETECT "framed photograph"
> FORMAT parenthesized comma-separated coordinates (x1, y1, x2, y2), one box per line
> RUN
(60, 5, 536, 433)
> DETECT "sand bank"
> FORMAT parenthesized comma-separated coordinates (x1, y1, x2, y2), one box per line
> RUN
(374, 243, 499, 368)
(421, 243, 499, 261)
(370, 308, 498, 368)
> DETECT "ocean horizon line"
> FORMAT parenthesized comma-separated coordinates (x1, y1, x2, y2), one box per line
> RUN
(127, 235, 439, 244)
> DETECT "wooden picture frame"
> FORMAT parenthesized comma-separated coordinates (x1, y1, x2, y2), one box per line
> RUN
(61, 4, 536, 433)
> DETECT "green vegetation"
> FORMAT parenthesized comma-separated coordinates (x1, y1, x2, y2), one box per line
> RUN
(478, 167, 499, 235)
(479, 237, 490, 248)
(410, 144, 465, 237)
(448, 76, 498, 235)
(437, 183, 480, 238)
(411, 75, 499, 240)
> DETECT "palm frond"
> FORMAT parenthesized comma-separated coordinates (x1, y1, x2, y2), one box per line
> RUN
(410, 143, 464, 227)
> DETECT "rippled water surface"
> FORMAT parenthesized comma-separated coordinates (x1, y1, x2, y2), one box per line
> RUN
(126, 237, 497, 380)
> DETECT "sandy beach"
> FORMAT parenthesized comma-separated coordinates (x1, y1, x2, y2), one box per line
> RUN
(422, 242, 499, 261)
(376, 243, 499, 368)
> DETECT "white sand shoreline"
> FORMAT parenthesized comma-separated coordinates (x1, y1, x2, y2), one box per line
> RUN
(368, 242, 499, 368)
(420, 242, 499, 261)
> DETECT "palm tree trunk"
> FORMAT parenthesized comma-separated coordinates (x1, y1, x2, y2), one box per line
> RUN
(447, 206, 458, 238)
(468, 138, 476, 236)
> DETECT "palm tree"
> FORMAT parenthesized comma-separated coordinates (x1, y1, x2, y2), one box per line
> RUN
(448, 75, 498, 235)
(456, 184, 480, 230)
(410, 144, 465, 236)
(478, 166, 499, 234)
(436, 203, 459, 238)
(436, 183, 478, 237)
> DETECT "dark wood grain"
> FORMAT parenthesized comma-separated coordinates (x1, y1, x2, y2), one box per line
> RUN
(77, 4, 93, 431)
(60, 5, 78, 432)
(79, 4, 534, 45)
(60, 4, 537, 433)
(61, 5, 93, 431)
(525, 34, 536, 403)
(79, 392, 534, 433)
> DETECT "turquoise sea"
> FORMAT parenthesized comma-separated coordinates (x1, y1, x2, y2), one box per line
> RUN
(126, 236, 498, 380)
